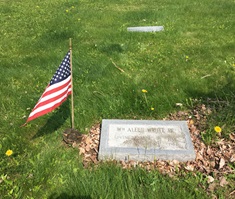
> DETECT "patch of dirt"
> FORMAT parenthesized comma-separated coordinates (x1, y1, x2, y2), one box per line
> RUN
(63, 128, 83, 147)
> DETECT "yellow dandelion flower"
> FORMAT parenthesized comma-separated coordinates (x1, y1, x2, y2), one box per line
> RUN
(151, 107, 154, 111)
(142, 89, 147, 93)
(214, 126, 222, 133)
(66, 9, 69, 12)
(185, 56, 189, 59)
(5, 149, 13, 156)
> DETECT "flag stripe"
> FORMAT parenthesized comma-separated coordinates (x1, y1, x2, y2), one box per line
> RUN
(32, 84, 71, 112)
(42, 75, 71, 94)
(27, 95, 70, 122)
(33, 77, 71, 110)
(27, 87, 71, 122)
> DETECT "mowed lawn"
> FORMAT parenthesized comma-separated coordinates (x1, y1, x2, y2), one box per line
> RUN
(0, 0, 235, 198)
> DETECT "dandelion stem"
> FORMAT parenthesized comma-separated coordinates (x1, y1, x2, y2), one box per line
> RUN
(144, 93, 148, 106)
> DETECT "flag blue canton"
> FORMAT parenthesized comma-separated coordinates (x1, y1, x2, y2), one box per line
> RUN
(50, 51, 71, 85)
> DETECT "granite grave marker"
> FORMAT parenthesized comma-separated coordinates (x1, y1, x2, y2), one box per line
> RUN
(98, 119, 196, 162)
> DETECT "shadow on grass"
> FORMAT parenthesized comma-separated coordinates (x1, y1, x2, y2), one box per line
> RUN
(185, 82, 235, 136)
(185, 82, 235, 110)
(49, 193, 91, 199)
(32, 100, 71, 139)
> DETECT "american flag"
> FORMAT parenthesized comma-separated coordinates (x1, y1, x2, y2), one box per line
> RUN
(26, 51, 72, 123)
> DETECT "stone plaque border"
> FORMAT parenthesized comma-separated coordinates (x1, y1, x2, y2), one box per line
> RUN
(98, 119, 196, 162)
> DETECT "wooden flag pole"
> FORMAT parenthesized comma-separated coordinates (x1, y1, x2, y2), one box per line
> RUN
(69, 38, 75, 129)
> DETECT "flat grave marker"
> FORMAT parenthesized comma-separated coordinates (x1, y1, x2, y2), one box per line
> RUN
(127, 26, 164, 32)
(98, 119, 196, 162)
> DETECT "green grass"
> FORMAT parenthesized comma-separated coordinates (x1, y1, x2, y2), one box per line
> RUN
(0, 0, 235, 198)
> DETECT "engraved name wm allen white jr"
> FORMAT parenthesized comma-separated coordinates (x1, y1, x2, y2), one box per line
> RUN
(108, 124, 187, 150)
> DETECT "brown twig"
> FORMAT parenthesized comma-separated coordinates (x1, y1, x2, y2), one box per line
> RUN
(110, 58, 125, 73)
(201, 74, 211, 79)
